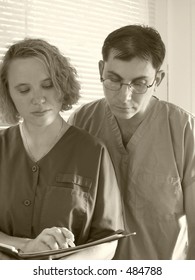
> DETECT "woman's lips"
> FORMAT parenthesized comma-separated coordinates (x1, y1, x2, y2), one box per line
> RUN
(31, 109, 51, 116)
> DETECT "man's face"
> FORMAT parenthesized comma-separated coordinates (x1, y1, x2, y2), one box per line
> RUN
(99, 51, 161, 120)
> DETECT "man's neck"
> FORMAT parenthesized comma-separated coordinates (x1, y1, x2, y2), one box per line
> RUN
(115, 97, 156, 145)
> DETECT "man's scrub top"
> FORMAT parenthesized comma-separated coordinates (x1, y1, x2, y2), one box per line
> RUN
(0, 125, 123, 245)
(68, 96, 195, 259)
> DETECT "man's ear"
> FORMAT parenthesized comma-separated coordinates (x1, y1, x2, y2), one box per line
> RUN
(155, 70, 165, 87)
(98, 60, 104, 79)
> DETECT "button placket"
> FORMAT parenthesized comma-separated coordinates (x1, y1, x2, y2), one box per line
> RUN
(22, 164, 39, 209)
(32, 164, 39, 190)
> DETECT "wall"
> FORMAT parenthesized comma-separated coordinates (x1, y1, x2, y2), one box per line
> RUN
(153, 0, 168, 102)
(155, 0, 195, 114)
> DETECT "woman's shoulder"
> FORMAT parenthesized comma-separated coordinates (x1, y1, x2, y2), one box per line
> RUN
(0, 125, 19, 140)
(68, 125, 105, 148)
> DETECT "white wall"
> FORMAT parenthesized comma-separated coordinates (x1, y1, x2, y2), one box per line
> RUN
(155, 0, 195, 114)
(192, 0, 195, 114)
(154, 0, 168, 102)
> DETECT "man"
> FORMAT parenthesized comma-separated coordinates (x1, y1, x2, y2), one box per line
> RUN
(68, 25, 195, 259)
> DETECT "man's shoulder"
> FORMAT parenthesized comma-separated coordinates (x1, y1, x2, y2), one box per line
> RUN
(74, 98, 106, 116)
(158, 99, 195, 121)
(68, 98, 107, 127)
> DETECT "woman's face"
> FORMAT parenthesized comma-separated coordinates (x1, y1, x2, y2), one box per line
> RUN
(8, 57, 63, 127)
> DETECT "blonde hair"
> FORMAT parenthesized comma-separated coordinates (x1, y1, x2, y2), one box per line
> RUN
(0, 38, 80, 124)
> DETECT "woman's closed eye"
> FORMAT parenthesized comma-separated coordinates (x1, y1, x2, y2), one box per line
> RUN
(42, 79, 53, 89)
(17, 85, 30, 94)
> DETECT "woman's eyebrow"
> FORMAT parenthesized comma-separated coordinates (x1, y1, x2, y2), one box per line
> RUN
(42, 77, 51, 82)
(14, 83, 28, 89)
(14, 78, 51, 89)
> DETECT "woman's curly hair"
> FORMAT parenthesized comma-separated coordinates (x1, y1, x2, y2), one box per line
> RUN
(0, 38, 80, 124)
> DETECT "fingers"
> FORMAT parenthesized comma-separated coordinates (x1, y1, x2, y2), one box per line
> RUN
(66, 239, 75, 248)
(22, 227, 75, 253)
(41, 227, 75, 250)
(41, 235, 59, 250)
(46, 228, 68, 249)
(60, 227, 75, 242)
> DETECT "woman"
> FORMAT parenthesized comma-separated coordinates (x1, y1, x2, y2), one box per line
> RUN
(0, 38, 123, 259)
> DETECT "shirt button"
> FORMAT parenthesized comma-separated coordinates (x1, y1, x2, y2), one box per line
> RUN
(23, 199, 31, 206)
(32, 165, 37, 172)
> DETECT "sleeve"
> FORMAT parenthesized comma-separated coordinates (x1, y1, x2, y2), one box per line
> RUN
(183, 116, 195, 259)
(183, 116, 195, 187)
(88, 145, 124, 241)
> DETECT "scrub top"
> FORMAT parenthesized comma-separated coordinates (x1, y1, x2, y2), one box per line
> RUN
(0, 125, 123, 245)
(68, 96, 195, 259)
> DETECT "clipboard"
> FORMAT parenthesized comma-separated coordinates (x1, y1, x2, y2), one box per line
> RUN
(0, 230, 136, 260)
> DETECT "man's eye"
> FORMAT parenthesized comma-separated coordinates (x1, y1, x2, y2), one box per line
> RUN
(133, 78, 148, 86)
(109, 78, 120, 83)
(133, 81, 145, 86)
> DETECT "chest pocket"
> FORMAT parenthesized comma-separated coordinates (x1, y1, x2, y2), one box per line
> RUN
(126, 170, 184, 221)
(39, 174, 92, 238)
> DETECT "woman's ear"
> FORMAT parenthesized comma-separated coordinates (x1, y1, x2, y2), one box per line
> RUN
(155, 70, 165, 87)
(98, 60, 104, 79)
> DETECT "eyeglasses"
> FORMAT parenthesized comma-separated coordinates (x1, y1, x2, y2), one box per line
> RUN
(100, 77, 156, 94)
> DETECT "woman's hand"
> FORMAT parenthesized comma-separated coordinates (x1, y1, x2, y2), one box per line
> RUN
(21, 227, 75, 253)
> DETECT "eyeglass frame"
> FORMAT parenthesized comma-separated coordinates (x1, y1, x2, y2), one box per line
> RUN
(100, 75, 157, 95)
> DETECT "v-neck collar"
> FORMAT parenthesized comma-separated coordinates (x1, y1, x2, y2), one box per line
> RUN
(106, 104, 127, 153)
(105, 97, 163, 152)
(17, 124, 74, 164)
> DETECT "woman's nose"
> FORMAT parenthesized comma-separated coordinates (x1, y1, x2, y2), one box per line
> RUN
(31, 90, 46, 105)
(32, 96, 46, 105)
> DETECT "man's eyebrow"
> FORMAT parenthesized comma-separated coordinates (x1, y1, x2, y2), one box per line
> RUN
(107, 71, 150, 81)
(133, 76, 150, 81)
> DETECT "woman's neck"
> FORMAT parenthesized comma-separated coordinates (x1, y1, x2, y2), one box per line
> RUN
(20, 116, 69, 161)
(24, 113, 62, 131)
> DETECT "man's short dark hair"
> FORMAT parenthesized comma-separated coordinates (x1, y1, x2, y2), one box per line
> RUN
(102, 24, 166, 70)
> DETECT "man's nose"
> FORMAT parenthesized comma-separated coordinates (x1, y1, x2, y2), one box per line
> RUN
(118, 85, 132, 103)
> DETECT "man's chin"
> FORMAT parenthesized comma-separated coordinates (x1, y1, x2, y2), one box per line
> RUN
(113, 111, 136, 120)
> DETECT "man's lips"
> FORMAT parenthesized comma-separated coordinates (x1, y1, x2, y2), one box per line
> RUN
(114, 106, 135, 110)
